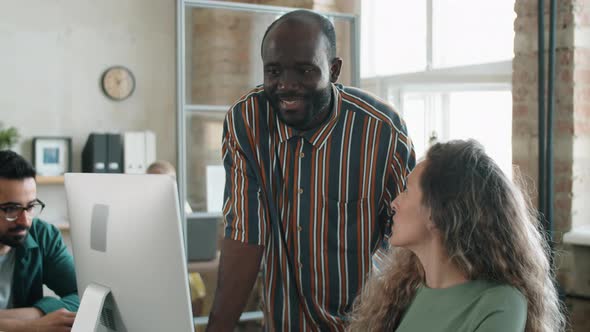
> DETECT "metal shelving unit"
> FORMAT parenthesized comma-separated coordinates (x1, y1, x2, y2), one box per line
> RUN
(176, 0, 359, 326)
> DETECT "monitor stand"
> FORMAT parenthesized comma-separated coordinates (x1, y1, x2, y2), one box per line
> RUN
(72, 283, 112, 332)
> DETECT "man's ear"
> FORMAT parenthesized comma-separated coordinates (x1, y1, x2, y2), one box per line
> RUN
(329, 57, 343, 83)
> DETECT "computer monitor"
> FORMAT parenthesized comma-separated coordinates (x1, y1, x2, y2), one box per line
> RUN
(64, 173, 194, 332)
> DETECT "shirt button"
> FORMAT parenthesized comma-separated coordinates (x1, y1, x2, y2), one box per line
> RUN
(298, 188, 303, 194)
(297, 226, 303, 231)
(299, 262, 303, 268)
(300, 152, 305, 158)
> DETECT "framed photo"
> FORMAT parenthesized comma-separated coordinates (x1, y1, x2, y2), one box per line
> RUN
(32, 137, 72, 176)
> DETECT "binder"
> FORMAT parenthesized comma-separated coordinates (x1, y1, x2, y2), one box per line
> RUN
(123, 131, 156, 174)
(106, 134, 123, 173)
(82, 133, 124, 173)
(82, 134, 107, 173)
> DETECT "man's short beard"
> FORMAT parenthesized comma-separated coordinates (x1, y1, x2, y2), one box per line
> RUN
(278, 88, 332, 129)
(0, 227, 28, 247)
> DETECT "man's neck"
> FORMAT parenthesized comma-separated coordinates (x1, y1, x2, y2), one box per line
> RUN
(0, 245, 12, 256)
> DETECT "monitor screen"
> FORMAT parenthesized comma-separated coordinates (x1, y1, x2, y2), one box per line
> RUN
(65, 173, 194, 332)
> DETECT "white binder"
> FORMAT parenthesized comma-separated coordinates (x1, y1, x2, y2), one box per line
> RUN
(123, 131, 156, 174)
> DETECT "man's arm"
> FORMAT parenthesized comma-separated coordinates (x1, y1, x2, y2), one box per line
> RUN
(35, 222, 80, 313)
(0, 307, 43, 319)
(374, 116, 416, 272)
(206, 106, 268, 331)
(206, 239, 263, 331)
(0, 309, 75, 332)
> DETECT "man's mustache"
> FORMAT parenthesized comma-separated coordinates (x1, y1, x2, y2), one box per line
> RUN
(9, 225, 27, 232)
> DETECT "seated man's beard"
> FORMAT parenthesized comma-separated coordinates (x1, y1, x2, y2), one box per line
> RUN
(0, 225, 29, 247)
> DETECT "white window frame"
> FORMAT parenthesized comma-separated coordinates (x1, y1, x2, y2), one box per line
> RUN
(361, 0, 513, 155)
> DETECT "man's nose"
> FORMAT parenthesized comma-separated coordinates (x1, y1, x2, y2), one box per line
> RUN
(14, 210, 31, 226)
(277, 71, 299, 91)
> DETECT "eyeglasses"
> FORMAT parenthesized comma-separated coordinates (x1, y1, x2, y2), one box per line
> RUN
(0, 199, 45, 222)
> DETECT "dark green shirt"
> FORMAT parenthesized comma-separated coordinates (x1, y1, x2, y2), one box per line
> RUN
(11, 218, 79, 313)
(397, 280, 527, 332)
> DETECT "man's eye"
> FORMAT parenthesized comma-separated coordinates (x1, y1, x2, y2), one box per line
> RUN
(2, 206, 20, 214)
(265, 68, 280, 76)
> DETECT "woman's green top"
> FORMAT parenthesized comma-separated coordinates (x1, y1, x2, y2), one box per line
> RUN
(396, 280, 527, 332)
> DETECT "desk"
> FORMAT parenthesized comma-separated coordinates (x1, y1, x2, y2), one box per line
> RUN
(194, 311, 264, 326)
(187, 252, 220, 274)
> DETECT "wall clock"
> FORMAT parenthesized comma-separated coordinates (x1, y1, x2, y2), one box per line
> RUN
(101, 66, 135, 101)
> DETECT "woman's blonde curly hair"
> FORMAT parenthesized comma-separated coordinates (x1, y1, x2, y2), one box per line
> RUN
(348, 139, 565, 331)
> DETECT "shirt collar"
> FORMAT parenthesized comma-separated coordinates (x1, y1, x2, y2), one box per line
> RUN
(20, 219, 39, 251)
(275, 83, 342, 149)
(22, 232, 38, 250)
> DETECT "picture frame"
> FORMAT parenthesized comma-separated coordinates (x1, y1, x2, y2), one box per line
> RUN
(32, 137, 72, 176)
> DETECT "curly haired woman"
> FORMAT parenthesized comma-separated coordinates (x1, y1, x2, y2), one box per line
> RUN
(349, 139, 565, 332)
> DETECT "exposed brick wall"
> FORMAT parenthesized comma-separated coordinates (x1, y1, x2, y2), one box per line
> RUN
(513, 0, 590, 295)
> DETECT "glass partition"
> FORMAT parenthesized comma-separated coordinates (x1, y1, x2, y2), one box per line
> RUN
(180, 1, 359, 214)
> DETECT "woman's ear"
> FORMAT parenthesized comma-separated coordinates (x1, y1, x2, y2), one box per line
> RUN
(425, 210, 436, 232)
(426, 219, 436, 232)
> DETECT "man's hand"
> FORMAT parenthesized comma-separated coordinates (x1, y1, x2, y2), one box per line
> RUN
(23, 309, 76, 332)
(206, 239, 264, 332)
(0, 309, 75, 332)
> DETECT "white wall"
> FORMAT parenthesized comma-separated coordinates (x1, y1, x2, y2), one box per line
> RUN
(0, 0, 176, 224)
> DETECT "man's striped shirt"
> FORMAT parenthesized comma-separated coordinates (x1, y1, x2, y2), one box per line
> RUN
(222, 83, 415, 331)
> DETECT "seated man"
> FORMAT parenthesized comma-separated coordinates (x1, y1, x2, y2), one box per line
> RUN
(0, 150, 78, 332)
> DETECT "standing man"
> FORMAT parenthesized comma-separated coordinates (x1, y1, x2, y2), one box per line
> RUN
(207, 9, 415, 331)
(0, 150, 78, 332)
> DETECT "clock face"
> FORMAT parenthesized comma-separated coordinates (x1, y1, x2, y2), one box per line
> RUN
(101, 66, 135, 101)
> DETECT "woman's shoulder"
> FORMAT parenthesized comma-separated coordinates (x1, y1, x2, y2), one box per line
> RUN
(467, 281, 528, 331)
(476, 281, 527, 309)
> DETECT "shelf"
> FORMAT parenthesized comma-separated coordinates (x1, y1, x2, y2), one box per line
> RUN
(36, 176, 65, 185)
(55, 223, 70, 231)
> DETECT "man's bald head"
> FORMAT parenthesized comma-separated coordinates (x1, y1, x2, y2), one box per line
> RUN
(261, 9, 337, 60)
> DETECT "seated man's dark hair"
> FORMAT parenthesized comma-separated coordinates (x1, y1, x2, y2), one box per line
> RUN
(0, 150, 36, 180)
(261, 9, 337, 60)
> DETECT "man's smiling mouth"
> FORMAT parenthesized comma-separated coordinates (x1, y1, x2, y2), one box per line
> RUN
(279, 97, 305, 109)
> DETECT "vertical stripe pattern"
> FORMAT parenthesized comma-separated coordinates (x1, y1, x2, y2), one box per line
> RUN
(222, 84, 415, 331)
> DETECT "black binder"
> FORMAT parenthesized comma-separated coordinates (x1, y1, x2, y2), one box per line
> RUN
(106, 134, 123, 173)
(82, 133, 123, 173)
(82, 134, 107, 173)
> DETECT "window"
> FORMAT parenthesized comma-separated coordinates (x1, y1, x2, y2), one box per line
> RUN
(362, 0, 515, 176)
(433, 0, 516, 68)
(361, 0, 427, 77)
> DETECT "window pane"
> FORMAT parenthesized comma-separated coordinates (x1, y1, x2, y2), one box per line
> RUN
(402, 95, 427, 159)
(448, 91, 513, 176)
(361, 0, 426, 77)
(433, 0, 515, 67)
(186, 112, 225, 212)
(185, 7, 272, 105)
